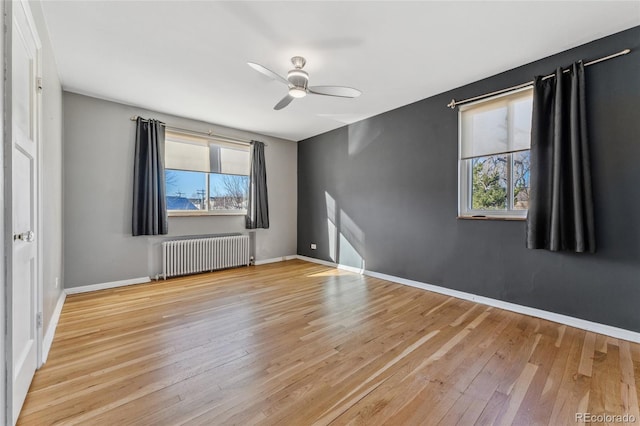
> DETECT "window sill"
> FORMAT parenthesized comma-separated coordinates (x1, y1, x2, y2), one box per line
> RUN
(457, 215, 526, 222)
(169, 210, 247, 217)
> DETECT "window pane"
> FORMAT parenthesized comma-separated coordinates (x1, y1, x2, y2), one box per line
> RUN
(512, 98, 533, 152)
(513, 150, 531, 210)
(471, 155, 508, 210)
(165, 130, 250, 175)
(462, 106, 508, 159)
(165, 170, 207, 210)
(216, 145, 251, 175)
(461, 88, 533, 159)
(209, 173, 249, 210)
(165, 138, 211, 173)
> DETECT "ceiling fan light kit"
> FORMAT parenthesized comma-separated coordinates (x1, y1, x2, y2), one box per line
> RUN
(289, 87, 307, 98)
(248, 56, 362, 110)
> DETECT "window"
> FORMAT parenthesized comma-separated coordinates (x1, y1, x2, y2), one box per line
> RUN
(164, 130, 250, 216)
(458, 88, 533, 218)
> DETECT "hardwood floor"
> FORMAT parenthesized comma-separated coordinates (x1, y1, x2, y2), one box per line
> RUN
(19, 260, 640, 425)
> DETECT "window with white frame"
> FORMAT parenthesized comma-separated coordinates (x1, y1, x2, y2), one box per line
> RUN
(458, 88, 533, 218)
(164, 130, 250, 215)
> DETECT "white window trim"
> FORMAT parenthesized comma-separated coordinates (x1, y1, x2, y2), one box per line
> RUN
(168, 209, 247, 217)
(457, 87, 532, 220)
(164, 127, 250, 216)
(458, 154, 528, 219)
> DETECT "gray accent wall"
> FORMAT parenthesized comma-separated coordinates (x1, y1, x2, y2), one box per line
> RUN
(63, 92, 297, 289)
(298, 27, 640, 332)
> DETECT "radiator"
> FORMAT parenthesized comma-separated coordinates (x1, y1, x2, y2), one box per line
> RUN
(162, 235, 250, 279)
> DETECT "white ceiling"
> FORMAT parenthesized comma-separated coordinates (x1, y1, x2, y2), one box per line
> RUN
(40, 1, 639, 141)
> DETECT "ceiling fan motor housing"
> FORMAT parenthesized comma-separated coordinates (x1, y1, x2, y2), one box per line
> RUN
(287, 56, 309, 90)
(287, 69, 309, 90)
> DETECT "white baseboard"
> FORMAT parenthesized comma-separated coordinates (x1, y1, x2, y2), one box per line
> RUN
(65, 276, 151, 295)
(295, 255, 335, 268)
(296, 255, 364, 274)
(254, 255, 297, 265)
(296, 255, 640, 344)
(42, 290, 66, 363)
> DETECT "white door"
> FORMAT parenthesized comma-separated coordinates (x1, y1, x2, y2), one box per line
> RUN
(10, 1, 41, 423)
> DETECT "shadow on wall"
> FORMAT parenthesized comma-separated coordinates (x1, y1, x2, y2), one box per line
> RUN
(348, 118, 382, 157)
(317, 118, 386, 271)
(325, 191, 366, 271)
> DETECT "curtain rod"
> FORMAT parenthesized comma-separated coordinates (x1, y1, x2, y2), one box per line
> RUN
(446, 48, 631, 109)
(130, 116, 261, 146)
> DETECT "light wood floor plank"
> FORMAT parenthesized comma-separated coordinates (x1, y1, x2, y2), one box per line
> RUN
(17, 260, 640, 425)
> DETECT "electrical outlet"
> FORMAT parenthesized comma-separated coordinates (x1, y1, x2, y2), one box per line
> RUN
(55, 277, 59, 288)
(311, 243, 317, 250)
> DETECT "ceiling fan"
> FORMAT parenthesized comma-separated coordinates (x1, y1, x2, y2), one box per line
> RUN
(248, 56, 362, 110)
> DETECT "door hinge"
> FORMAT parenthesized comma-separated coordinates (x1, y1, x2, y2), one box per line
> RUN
(36, 312, 43, 328)
(36, 77, 43, 93)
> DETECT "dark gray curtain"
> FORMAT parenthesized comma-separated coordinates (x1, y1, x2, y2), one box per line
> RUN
(526, 62, 595, 253)
(246, 141, 269, 229)
(132, 118, 168, 236)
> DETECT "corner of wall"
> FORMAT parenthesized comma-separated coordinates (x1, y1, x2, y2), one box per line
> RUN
(30, 0, 65, 337)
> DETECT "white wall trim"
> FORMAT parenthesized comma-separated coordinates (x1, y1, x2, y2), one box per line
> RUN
(254, 255, 297, 266)
(295, 255, 335, 268)
(64, 276, 151, 295)
(42, 291, 65, 364)
(296, 255, 365, 274)
(295, 255, 640, 344)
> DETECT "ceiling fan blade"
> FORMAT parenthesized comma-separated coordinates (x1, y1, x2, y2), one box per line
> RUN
(274, 95, 295, 110)
(308, 86, 362, 98)
(248, 62, 290, 86)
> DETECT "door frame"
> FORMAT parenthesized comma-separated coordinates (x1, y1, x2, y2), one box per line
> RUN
(3, 0, 44, 423)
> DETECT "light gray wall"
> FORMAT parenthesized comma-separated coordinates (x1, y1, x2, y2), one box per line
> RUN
(63, 92, 297, 288)
(298, 27, 640, 333)
(30, 0, 64, 333)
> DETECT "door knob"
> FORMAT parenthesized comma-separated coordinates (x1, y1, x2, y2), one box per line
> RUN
(13, 231, 34, 242)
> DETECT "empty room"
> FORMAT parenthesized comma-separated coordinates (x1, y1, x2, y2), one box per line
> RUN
(2, 0, 639, 424)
